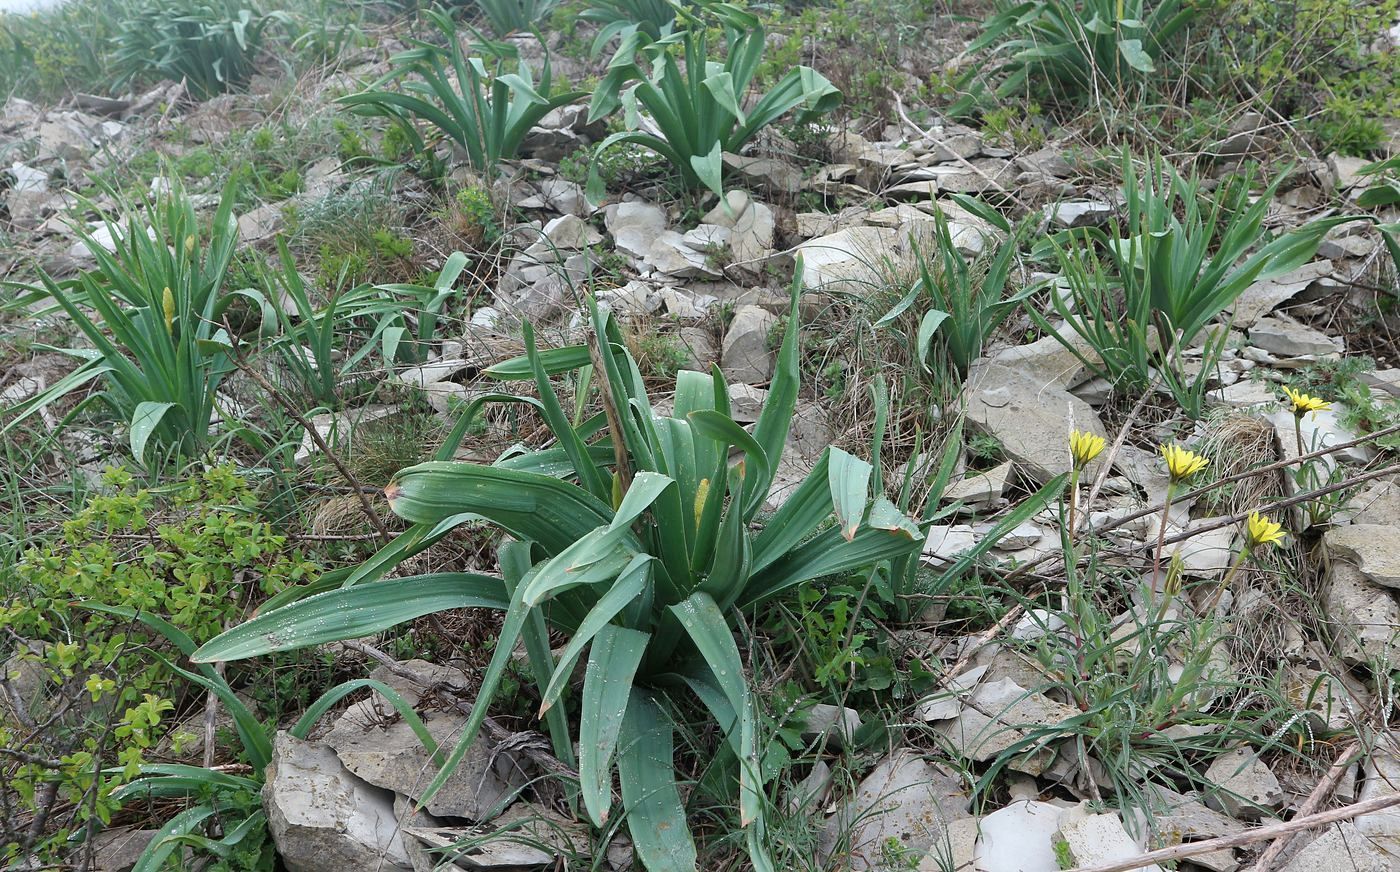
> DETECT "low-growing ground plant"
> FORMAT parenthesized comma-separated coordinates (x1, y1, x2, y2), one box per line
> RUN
(190, 275, 936, 871)
(970, 0, 1197, 105)
(586, 2, 841, 200)
(3, 183, 244, 464)
(1028, 156, 1345, 418)
(111, 0, 289, 99)
(340, 10, 585, 176)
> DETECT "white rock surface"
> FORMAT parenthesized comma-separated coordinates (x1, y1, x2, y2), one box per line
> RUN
(262, 733, 413, 872)
(1203, 746, 1283, 819)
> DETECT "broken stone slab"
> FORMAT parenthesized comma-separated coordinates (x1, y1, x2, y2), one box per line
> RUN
(917, 816, 978, 871)
(1049, 200, 1114, 228)
(1057, 804, 1163, 871)
(88, 828, 162, 872)
(723, 153, 804, 194)
(605, 200, 667, 260)
(1139, 784, 1249, 844)
(727, 382, 767, 423)
(819, 750, 972, 870)
(1323, 561, 1400, 666)
(797, 703, 863, 749)
(1203, 746, 1284, 820)
(402, 802, 588, 870)
(1229, 261, 1334, 328)
(1344, 478, 1400, 526)
(987, 328, 1100, 391)
(720, 304, 777, 384)
(701, 190, 776, 271)
(928, 678, 1079, 775)
(796, 225, 899, 291)
(322, 694, 525, 821)
(1282, 662, 1371, 734)
(644, 229, 721, 278)
(1352, 738, 1400, 863)
(922, 524, 979, 563)
(972, 800, 1065, 871)
(964, 360, 1109, 483)
(1248, 315, 1344, 358)
(941, 460, 1012, 508)
(263, 732, 413, 872)
(1167, 519, 1238, 579)
(1325, 525, 1400, 589)
(1278, 821, 1395, 872)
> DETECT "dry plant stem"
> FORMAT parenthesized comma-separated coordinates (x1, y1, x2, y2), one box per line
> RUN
(1117, 461, 1400, 558)
(589, 333, 631, 497)
(226, 344, 391, 544)
(1149, 481, 1177, 608)
(1204, 547, 1251, 614)
(1064, 790, 1400, 872)
(1248, 741, 1360, 872)
(337, 639, 577, 780)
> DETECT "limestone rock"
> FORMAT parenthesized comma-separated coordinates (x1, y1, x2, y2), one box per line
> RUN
(1056, 805, 1162, 871)
(1278, 822, 1395, 872)
(1248, 316, 1343, 358)
(262, 733, 413, 872)
(605, 200, 667, 260)
(1325, 525, 1400, 588)
(1203, 746, 1283, 819)
(796, 226, 898, 291)
(1323, 561, 1400, 666)
(721, 304, 777, 384)
(941, 461, 1012, 508)
(820, 750, 972, 870)
(1230, 261, 1334, 328)
(928, 678, 1079, 775)
(972, 800, 1064, 872)
(964, 361, 1108, 483)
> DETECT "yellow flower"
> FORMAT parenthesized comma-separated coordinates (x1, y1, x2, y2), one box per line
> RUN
(162, 286, 175, 332)
(1244, 511, 1285, 550)
(1160, 443, 1208, 483)
(1282, 387, 1331, 418)
(1069, 429, 1105, 469)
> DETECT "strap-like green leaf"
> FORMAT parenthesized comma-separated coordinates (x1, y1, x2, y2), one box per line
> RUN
(579, 624, 650, 827)
(618, 689, 698, 872)
(192, 573, 508, 662)
(828, 448, 872, 542)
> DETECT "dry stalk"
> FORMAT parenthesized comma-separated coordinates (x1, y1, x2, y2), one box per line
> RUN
(1063, 790, 1400, 872)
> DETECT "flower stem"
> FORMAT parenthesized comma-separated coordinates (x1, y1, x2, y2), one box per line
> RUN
(1067, 467, 1081, 543)
(1151, 481, 1176, 596)
(1206, 546, 1252, 614)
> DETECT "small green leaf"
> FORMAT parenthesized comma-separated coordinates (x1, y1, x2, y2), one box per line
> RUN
(130, 401, 177, 463)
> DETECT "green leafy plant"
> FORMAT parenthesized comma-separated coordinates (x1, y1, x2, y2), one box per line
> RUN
(970, 0, 1196, 101)
(339, 10, 585, 176)
(581, 0, 684, 56)
(469, 0, 562, 37)
(238, 238, 363, 409)
(875, 205, 1029, 379)
(192, 271, 930, 871)
(1028, 156, 1347, 418)
(3, 182, 243, 463)
(585, 3, 840, 200)
(111, 0, 289, 99)
(0, 466, 319, 865)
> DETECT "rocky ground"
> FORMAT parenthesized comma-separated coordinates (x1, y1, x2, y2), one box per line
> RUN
(5, 4, 1400, 872)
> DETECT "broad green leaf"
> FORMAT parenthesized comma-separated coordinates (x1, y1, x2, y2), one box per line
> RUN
(1117, 38, 1155, 72)
(193, 573, 508, 662)
(130, 401, 177, 463)
(484, 344, 593, 380)
(386, 462, 616, 556)
(828, 448, 872, 541)
(131, 804, 217, 872)
(618, 689, 698, 872)
(540, 554, 653, 715)
(579, 624, 649, 826)
(670, 592, 761, 828)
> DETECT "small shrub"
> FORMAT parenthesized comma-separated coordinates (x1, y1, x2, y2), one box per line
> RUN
(0, 465, 319, 863)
